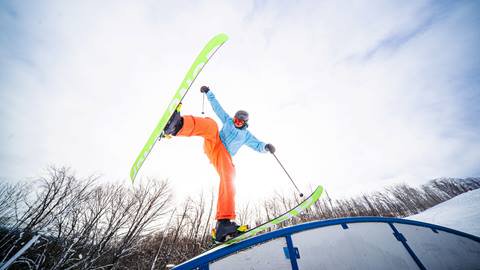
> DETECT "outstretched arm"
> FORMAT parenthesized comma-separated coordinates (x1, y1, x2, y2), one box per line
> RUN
(245, 132, 268, 153)
(205, 90, 231, 124)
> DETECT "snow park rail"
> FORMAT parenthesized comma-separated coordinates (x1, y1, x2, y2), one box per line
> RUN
(172, 217, 480, 270)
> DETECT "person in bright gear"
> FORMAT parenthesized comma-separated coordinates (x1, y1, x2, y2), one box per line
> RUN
(164, 85, 275, 242)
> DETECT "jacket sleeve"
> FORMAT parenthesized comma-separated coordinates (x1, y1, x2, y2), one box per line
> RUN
(245, 132, 268, 153)
(206, 91, 231, 124)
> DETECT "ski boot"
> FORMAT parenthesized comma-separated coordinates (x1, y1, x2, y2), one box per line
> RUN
(211, 219, 248, 243)
(162, 104, 183, 138)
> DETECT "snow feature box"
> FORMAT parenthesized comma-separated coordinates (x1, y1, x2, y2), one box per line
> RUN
(172, 217, 480, 270)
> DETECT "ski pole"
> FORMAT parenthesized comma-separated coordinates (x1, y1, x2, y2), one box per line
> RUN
(202, 93, 206, 114)
(270, 152, 304, 197)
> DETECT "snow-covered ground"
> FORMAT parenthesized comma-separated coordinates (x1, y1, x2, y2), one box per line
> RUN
(408, 188, 480, 237)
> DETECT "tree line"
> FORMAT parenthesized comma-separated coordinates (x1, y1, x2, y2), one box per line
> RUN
(1, 167, 478, 269)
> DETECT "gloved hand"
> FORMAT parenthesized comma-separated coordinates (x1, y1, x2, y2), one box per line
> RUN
(265, 143, 276, 153)
(200, 86, 210, 93)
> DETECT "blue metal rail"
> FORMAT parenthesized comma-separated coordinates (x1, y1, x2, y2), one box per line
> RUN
(172, 217, 480, 270)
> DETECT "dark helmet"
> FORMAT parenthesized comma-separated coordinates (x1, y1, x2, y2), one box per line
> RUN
(234, 110, 249, 122)
(233, 110, 249, 128)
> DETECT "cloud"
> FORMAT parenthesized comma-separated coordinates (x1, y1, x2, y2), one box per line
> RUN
(353, 0, 461, 63)
(1, 0, 479, 204)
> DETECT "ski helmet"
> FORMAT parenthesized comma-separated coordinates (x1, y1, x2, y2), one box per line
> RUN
(234, 110, 249, 128)
(234, 110, 249, 122)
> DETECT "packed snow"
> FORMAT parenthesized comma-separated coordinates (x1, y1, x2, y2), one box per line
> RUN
(408, 188, 480, 237)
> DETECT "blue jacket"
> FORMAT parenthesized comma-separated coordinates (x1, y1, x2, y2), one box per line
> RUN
(206, 91, 267, 156)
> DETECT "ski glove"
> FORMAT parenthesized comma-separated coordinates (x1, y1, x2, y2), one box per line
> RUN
(200, 86, 210, 93)
(265, 143, 276, 153)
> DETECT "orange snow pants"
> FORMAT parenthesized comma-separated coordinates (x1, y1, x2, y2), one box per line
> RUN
(177, 116, 236, 220)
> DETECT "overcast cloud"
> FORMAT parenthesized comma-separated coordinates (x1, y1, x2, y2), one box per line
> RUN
(1, 0, 479, 204)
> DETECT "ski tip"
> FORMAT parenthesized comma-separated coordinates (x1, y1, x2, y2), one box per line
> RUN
(315, 185, 324, 197)
(213, 33, 229, 42)
(129, 168, 137, 183)
(306, 185, 323, 199)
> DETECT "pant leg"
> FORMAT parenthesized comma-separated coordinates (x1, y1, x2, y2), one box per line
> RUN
(176, 116, 219, 161)
(176, 116, 236, 220)
(214, 144, 236, 220)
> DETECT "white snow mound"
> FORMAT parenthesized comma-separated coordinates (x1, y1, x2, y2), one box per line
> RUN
(408, 188, 480, 236)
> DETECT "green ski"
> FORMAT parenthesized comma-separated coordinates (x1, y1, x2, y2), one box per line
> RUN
(130, 33, 229, 182)
(221, 185, 323, 245)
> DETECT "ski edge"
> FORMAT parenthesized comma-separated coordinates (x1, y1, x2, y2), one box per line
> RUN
(222, 185, 324, 245)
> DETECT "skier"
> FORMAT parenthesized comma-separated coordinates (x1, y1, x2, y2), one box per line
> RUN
(163, 85, 275, 242)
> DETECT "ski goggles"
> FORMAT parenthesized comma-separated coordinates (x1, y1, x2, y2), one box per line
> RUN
(233, 117, 246, 127)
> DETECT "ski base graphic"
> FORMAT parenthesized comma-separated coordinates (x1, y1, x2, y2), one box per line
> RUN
(130, 33, 229, 182)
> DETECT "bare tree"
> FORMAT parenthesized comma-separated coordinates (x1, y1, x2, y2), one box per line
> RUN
(1, 170, 478, 269)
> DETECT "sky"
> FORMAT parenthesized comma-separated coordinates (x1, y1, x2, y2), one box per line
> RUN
(1, 0, 479, 206)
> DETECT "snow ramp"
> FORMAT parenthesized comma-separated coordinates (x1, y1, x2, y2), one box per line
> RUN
(172, 217, 480, 270)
